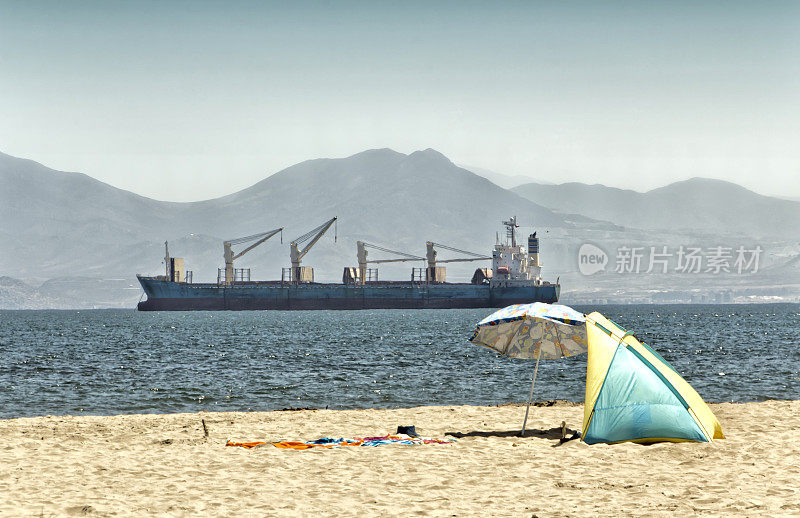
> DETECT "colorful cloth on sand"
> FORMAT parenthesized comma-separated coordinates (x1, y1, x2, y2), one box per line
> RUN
(225, 435, 457, 450)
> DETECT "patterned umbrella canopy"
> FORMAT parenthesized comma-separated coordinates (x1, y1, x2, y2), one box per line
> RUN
(469, 302, 588, 435)
(470, 302, 587, 359)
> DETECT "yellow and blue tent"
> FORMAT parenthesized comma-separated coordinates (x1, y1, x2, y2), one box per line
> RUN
(583, 312, 724, 445)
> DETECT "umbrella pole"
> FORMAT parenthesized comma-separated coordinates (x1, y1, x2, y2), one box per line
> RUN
(520, 350, 541, 436)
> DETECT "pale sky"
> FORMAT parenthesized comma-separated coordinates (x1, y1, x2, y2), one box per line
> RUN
(1, 1, 798, 201)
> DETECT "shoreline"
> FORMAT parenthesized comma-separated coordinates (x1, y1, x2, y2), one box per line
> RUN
(1, 396, 788, 421)
(0, 399, 586, 421)
(2, 400, 799, 516)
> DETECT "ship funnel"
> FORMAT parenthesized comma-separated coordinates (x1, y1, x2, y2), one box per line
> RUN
(528, 232, 539, 254)
(528, 232, 540, 268)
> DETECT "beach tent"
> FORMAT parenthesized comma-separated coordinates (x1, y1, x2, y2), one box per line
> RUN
(582, 311, 724, 445)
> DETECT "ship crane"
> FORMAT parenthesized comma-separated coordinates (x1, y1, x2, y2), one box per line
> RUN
(223, 227, 283, 284)
(356, 241, 425, 284)
(289, 216, 337, 282)
(425, 242, 491, 268)
(425, 242, 491, 283)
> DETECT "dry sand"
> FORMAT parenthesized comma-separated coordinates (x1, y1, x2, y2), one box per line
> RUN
(1, 400, 798, 517)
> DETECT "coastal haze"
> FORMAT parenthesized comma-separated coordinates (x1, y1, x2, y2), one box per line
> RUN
(1, 148, 798, 308)
(2, 2, 799, 308)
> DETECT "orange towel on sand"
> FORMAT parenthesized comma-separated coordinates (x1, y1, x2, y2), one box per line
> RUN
(270, 440, 364, 449)
(225, 440, 267, 449)
(225, 439, 365, 450)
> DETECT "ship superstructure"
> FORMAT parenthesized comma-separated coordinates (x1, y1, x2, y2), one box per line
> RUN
(490, 216, 544, 287)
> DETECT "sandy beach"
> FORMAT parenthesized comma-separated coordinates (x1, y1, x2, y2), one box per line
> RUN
(2, 400, 798, 516)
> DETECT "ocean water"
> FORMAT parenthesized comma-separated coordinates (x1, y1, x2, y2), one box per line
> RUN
(0, 304, 797, 418)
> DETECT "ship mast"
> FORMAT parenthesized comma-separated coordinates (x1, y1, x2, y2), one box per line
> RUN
(164, 241, 170, 278)
(503, 216, 518, 247)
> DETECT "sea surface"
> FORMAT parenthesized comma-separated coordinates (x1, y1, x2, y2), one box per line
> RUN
(0, 304, 797, 418)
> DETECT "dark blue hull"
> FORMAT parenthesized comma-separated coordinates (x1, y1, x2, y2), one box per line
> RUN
(136, 277, 559, 311)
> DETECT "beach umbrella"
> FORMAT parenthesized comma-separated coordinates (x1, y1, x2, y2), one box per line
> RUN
(470, 302, 588, 435)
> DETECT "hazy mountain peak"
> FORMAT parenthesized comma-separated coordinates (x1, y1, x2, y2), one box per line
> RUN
(345, 148, 406, 160)
(406, 148, 452, 165)
(648, 177, 750, 193)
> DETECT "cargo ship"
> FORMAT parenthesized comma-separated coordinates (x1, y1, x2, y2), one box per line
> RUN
(136, 217, 559, 311)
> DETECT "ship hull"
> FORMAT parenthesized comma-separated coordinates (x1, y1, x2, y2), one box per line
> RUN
(136, 277, 559, 311)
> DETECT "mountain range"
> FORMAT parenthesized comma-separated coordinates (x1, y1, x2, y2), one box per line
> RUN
(512, 179, 800, 238)
(0, 149, 604, 284)
(1, 148, 798, 308)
